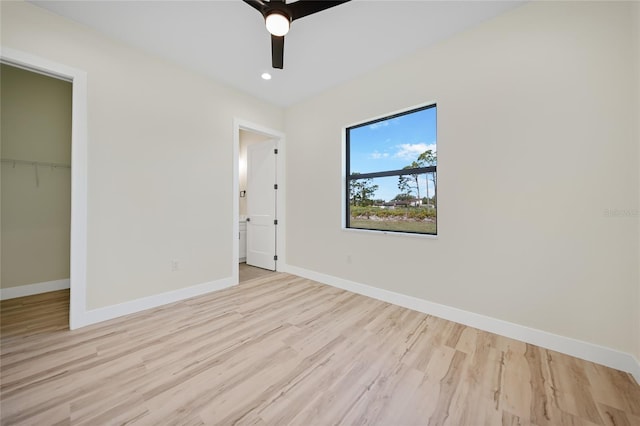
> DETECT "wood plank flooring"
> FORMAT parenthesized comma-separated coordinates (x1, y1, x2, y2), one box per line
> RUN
(1, 273, 639, 425)
(239, 263, 274, 283)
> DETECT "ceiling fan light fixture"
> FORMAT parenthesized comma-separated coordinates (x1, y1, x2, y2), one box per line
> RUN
(265, 11, 290, 36)
(243, 0, 351, 69)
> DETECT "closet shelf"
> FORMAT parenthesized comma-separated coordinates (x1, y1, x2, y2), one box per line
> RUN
(1, 158, 71, 169)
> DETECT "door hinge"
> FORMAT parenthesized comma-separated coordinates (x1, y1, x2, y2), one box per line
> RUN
(274, 184, 278, 190)
(274, 148, 278, 154)
(273, 255, 278, 261)
(274, 219, 278, 225)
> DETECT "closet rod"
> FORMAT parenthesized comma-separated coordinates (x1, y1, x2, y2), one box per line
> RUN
(1, 158, 71, 169)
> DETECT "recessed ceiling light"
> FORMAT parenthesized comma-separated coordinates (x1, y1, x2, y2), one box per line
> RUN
(261, 72, 272, 80)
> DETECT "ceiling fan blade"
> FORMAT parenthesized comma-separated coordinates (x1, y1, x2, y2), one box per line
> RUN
(243, 0, 266, 14)
(271, 34, 284, 69)
(289, 0, 351, 21)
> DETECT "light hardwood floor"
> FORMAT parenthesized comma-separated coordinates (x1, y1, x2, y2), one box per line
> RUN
(1, 273, 639, 425)
(239, 263, 275, 283)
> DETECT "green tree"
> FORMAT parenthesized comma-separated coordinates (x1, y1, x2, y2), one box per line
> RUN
(349, 173, 379, 206)
(418, 150, 437, 208)
(393, 193, 414, 201)
(398, 149, 437, 208)
(398, 161, 422, 201)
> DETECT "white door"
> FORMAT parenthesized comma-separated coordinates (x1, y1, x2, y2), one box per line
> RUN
(246, 139, 277, 270)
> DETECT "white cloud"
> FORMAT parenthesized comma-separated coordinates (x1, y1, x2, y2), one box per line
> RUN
(394, 143, 436, 161)
(369, 151, 390, 159)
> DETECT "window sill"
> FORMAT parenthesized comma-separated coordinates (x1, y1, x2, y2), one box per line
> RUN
(342, 227, 439, 240)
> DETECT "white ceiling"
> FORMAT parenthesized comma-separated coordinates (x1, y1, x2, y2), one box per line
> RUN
(31, 0, 524, 107)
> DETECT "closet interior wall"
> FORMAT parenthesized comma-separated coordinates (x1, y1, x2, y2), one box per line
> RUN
(1, 63, 72, 296)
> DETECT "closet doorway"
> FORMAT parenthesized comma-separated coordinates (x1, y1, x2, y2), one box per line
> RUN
(0, 63, 72, 325)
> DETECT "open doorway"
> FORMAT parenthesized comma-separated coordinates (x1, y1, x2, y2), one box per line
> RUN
(1, 63, 72, 322)
(1, 49, 88, 330)
(233, 120, 285, 284)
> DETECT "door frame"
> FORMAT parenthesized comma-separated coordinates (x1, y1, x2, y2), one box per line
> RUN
(1, 47, 88, 330)
(232, 119, 285, 283)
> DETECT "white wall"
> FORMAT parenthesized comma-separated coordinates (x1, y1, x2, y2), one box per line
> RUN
(285, 1, 639, 360)
(634, 1, 640, 362)
(1, 1, 283, 310)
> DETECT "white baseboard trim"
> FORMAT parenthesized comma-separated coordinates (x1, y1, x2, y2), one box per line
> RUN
(74, 277, 236, 329)
(282, 264, 640, 384)
(0, 279, 70, 300)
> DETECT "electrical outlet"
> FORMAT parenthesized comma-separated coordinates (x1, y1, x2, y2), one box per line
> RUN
(346, 254, 352, 264)
(171, 260, 179, 272)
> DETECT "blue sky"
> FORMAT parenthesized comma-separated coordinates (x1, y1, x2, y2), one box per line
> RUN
(349, 106, 437, 202)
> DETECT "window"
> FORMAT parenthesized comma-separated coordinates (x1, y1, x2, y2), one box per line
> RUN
(345, 104, 437, 235)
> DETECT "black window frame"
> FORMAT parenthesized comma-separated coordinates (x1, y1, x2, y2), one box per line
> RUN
(345, 103, 437, 235)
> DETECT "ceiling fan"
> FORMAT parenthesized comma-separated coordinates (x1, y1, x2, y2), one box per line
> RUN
(243, 0, 351, 69)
